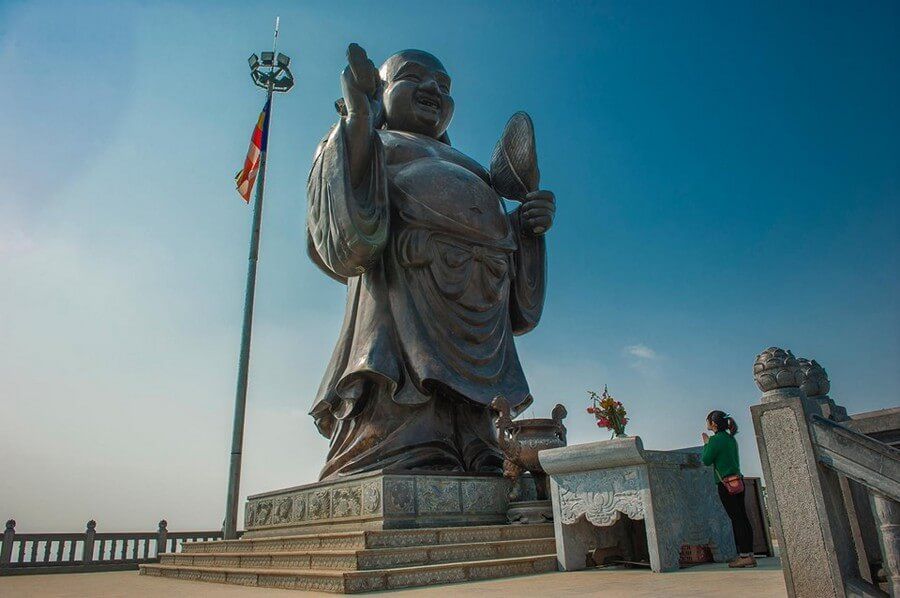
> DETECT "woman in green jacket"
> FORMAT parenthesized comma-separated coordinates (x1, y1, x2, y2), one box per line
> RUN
(701, 410, 756, 568)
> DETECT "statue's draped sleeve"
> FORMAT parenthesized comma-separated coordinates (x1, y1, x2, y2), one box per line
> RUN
(307, 120, 389, 282)
(508, 208, 547, 335)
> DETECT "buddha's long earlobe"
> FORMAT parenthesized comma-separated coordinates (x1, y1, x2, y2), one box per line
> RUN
(438, 131, 451, 146)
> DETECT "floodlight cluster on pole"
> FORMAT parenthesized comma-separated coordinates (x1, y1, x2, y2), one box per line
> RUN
(248, 51, 294, 92)
(223, 34, 295, 541)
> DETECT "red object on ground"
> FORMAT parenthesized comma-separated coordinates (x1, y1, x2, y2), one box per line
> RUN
(679, 544, 714, 566)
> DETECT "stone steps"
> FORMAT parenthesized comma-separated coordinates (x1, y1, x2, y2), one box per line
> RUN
(140, 524, 557, 593)
(140, 553, 558, 593)
(182, 523, 554, 553)
(159, 537, 556, 571)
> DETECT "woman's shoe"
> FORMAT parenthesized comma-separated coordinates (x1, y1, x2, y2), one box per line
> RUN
(728, 555, 758, 568)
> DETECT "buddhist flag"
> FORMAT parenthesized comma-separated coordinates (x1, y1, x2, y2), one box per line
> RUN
(235, 98, 271, 203)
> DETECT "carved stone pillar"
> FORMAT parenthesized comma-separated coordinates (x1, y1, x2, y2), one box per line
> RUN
(871, 495, 900, 596)
(750, 347, 860, 598)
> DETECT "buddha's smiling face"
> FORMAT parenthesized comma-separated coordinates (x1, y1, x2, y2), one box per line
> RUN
(380, 50, 454, 139)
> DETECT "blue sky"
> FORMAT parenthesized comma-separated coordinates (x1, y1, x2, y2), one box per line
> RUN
(1, 0, 897, 530)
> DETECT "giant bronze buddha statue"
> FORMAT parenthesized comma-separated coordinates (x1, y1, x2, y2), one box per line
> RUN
(306, 44, 556, 480)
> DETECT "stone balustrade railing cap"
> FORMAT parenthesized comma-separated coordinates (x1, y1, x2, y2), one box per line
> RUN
(796, 357, 831, 398)
(753, 346, 802, 392)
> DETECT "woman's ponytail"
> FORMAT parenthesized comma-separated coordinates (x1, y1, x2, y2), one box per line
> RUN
(726, 416, 738, 435)
(707, 410, 739, 435)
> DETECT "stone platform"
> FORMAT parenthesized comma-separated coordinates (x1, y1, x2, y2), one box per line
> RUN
(6, 558, 789, 597)
(139, 523, 556, 593)
(243, 471, 535, 538)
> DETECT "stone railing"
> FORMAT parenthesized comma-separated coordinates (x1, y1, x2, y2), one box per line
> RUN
(0, 519, 234, 575)
(750, 347, 900, 598)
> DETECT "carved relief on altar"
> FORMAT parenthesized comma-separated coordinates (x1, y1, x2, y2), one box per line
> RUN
(555, 467, 647, 526)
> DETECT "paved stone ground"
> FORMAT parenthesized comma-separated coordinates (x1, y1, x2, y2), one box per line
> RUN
(0, 558, 786, 597)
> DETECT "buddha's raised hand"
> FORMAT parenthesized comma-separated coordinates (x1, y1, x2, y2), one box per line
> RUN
(341, 43, 379, 188)
(342, 43, 378, 117)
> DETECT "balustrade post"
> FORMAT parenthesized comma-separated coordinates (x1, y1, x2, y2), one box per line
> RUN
(82, 520, 96, 564)
(1, 519, 15, 566)
(750, 348, 860, 597)
(871, 495, 900, 596)
(156, 520, 168, 558)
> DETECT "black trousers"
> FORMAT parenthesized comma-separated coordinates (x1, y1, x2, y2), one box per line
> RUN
(718, 482, 755, 555)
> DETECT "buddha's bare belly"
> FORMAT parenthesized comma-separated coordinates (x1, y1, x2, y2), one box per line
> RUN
(391, 157, 509, 241)
(388, 157, 516, 319)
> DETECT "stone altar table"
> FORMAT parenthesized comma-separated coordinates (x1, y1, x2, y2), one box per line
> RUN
(539, 436, 737, 572)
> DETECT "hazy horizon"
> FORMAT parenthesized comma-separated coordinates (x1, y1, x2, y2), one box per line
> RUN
(2, 0, 898, 532)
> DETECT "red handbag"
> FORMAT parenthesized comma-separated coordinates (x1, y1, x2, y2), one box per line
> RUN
(719, 472, 745, 495)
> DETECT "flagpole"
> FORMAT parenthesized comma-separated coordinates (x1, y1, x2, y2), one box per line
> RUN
(224, 17, 292, 541)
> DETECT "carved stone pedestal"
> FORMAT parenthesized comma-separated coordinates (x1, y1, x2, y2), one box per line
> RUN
(508, 500, 553, 524)
(243, 470, 523, 538)
(539, 437, 737, 573)
(145, 473, 555, 594)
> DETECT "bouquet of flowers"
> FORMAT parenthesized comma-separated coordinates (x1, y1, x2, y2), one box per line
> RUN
(586, 386, 629, 437)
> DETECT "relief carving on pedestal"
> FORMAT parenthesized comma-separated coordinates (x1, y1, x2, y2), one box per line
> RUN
(309, 490, 331, 520)
(384, 479, 416, 515)
(254, 500, 273, 526)
(461, 479, 506, 513)
(331, 486, 362, 518)
(362, 483, 381, 515)
(292, 494, 307, 521)
(417, 478, 461, 514)
(273, 497, 292, 523)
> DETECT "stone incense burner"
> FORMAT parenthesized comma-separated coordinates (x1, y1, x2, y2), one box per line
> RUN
(492, 396, 567, 522)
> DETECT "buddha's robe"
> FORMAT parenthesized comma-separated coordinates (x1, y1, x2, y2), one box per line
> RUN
(306, 121, 546, 479)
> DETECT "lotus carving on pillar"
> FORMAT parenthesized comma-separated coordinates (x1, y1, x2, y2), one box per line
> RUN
(753, 347, 802, 392)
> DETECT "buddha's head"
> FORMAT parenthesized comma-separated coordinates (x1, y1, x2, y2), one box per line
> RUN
(378, 50, 454, 140)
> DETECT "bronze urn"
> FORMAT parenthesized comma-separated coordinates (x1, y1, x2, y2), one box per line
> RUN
(491, 396, 567, 507)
